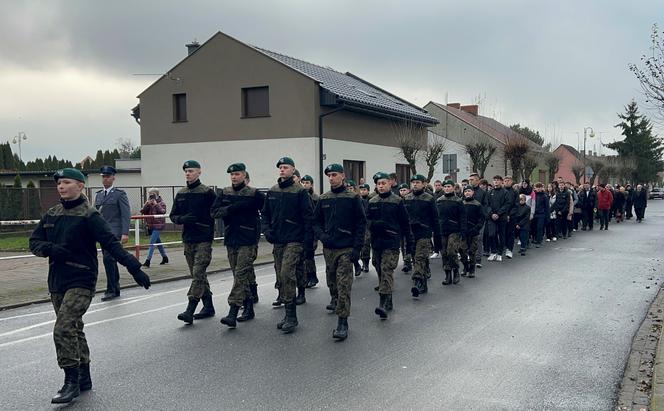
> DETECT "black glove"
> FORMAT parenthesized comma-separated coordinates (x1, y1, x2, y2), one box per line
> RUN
(350, 249, 360, 263)
(264, 229, 276, 243)
(178, 214, 197, 224)
(49, 244, 72, 262)
(129, 268, 151, 289)
(304, 249, 314, 259)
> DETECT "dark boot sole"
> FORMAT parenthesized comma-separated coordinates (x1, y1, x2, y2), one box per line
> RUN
(375, 307, 388, 319)
(193, 311, 215, 320)
(281, 323, 298, 333)
(237, 314, 254, 322)
(220, 318, 237, 328)
(411, 287, 420, 297)
(177, 314, 194, 324)
(333, 332, 348, 340)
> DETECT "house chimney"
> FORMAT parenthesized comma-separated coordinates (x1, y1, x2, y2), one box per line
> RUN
(186, 40, 200, 56)
(460, 105, 479, 116)
(447, 103, 461, 109)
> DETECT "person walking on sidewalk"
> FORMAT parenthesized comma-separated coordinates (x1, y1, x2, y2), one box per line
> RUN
(30, 168, 150, 404)
(633, 184, 648, 223)
(597, 184, 614, 230)
(211, 163, 265, 328)
(358, 183, 372, 274)
(487, 175, 510, 261)
(579, 182, 596, 231)
(312, 163, 366, 340)
(262, 157, 314, 334)
(459, 186, 484, 278)
(140, 188, 169, 268)
(301, 175, 321, 287)
(170, 160, 218, 325)
(94, 166, 131, 301)
(515, 194, 531, 256)
(436, 179, 466, 284)
(532, 183, 549, 247)
(503, 176, 518, 259)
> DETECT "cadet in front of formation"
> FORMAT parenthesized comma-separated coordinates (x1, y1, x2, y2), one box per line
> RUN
(30, 168, 151, 404)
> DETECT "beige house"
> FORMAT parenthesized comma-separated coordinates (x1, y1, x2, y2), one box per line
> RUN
(135, 32, 438, 191)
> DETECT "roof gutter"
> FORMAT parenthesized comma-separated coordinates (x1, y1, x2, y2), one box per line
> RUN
(339, 100, 438, 127)
(318, 105, 346, 193)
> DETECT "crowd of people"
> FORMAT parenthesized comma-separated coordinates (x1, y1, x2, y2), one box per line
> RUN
(28, 160, 653, 404)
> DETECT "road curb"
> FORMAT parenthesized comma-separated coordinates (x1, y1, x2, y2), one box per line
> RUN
(651, 292, 664, 411)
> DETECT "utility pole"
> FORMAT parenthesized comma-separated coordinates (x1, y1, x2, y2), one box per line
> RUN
(583, 127, 594, 183)
(12, 131, 27, 164)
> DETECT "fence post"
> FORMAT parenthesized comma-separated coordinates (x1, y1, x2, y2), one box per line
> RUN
(134, 218, 140, 259)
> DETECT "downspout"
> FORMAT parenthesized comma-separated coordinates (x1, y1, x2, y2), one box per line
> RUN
(318, 105, 345, 193)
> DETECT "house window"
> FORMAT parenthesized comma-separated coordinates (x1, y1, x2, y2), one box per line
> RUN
(242, 86, 270, 118)
(442, 154, 458, 174)
(173, 93, 187, 122)
(395, 164, 411, 185)
(343, 160, 365, 185)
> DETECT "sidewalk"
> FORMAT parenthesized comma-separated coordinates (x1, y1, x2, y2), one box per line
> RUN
(0, 239, 276, 309)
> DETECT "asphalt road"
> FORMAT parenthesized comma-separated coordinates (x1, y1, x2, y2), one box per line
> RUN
(1, 201, 663, 410)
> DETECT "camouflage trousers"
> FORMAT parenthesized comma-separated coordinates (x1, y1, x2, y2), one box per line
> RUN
(248, 245, 258, 286)
(51, 287, 94, 369)
(227, 245, 257, 306)
(360, 229, 371, 265)
(441, 233, 462, 271)
(412, 238, 432, 281)
(459, 235, 479, 271)
(323, 247, 354, 318)
(184, 242, 212, 301)
(400, 238, 412, 265)
(296, 242, 317, 287)
(372, 248, 400, 294)
(273, 242, 303, 303)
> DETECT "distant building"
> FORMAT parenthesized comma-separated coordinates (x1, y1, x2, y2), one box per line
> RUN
(134, 31, 438, 190)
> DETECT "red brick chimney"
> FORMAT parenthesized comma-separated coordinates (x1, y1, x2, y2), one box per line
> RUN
(447, 103, 461, 109)
(460, 105, 478, 116)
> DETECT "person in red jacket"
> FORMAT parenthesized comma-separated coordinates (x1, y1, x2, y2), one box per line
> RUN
(597, 184, 614, 231)
(141, 188, 169, 267)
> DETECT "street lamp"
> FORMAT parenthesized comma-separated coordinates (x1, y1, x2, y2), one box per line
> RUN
(583, 127, 594, 183)
(11, 132, 27, 163)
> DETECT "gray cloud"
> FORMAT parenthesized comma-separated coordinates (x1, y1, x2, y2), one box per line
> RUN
(1, 0, 662, 162)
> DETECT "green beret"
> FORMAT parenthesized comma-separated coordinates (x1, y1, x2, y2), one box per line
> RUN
(359, 183, 370, 189)
(324, 163, 344, 175)
(276, 157, 295, 167)
(183, 160, 201, 170)
(410, 174, 426, 182)
(226, 163, 246, 173)
(373, 172, 389, 183)
(346, 179, 357, 187)
(398, 183, 409, 190)
(293, 169, 301, 178)
(54, 168, 86, 183)
(443, 179, 455, 186)
(301, 175, 314, 183)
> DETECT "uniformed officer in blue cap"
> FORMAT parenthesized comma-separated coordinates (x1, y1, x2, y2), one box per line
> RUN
(94, 165, 131, 301)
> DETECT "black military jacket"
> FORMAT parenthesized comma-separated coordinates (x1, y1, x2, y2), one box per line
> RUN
(312, 185, 366, 250)
(30, 196, 141, 293)
(262, 176, 314, 249)
(462, 197, 485, 237)
(437, 193, 467, 235)
(404, 190, 440, 241)
(170, 179, 217, 243)
(367, 191, 413, 251)
(211, 182, 265, 247)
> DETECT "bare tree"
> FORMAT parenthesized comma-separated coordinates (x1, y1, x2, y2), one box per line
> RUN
(522, 153, 539, 181)
(504, 136, 530, 179)
(588, 158, 605, 186)
(422, 132, 447, 183)
(571, 161, 585, 185)
(544, 152, 561, 182)
(465, 140, 496, 178)
(116, 138, 136, 160)
(393, 120, 424, 175)
(630, 24, 664, 122)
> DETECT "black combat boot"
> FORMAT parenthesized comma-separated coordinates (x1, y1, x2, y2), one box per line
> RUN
(220, 304, 240, 328)
(237, 298, 255, 322)
(362, 260, 370, 272)
(461, 261, 468, 277)
(421, 277, 428, 294)
(79, 362, 92, 391)
(442, 270, 452, 285)
(177, 299, 199, 324)
(402, 261, 412, 273)
(333, 317, 349, 341)
(272, 290, 283, 307)
(193, 294, 215, 319)
(51, 367, 80, 404)
(306, 273, 319, 288)
(452, 268, 460, 284)
(411, 279, 421, 297)
(249, 283, 259, 304)
(160, 256, 169, 265)
(467, 265, 476, 278)
(354, 262, 362, 276)
(295, 286, 306, 305)
(326, 296, 338, 311)
(375, 294, 388, 319)
(281, 302, 299, 334)
(142, 259, 150, 268)
(385, 294, 393, 311)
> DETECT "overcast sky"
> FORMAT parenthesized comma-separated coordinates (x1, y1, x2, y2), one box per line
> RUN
(1, 0, 662, 163)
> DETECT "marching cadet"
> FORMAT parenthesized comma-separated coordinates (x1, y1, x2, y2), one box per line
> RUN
(397, 183, 413, 273)
(313, 164, 366, 340)
(301, 174, 320, 289)
(404, 174, 441, 297)
(367, 172, 414, 319)
(211, 163, 265, 328)
(170, 160, 218, 324)
(262, 157, 314, 334)
(358, 183, 372, 274)
(436, 179, 467, 285)
(94, 165, 131, 301)
(459, 186, 484, 278)
(30, 168, 151, 404)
